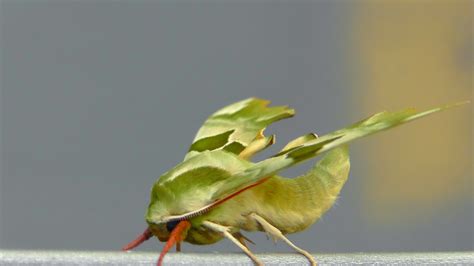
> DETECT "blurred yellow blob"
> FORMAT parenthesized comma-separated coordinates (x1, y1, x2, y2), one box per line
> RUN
(353, 1, 472, 225)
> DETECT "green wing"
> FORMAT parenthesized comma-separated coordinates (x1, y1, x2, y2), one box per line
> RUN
(215, 102, 467, 200)
(185, 98, 294, 160)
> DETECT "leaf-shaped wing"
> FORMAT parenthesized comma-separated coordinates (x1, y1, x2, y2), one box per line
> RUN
(185, 98, 294, 160)
(214, 102, 466, 200)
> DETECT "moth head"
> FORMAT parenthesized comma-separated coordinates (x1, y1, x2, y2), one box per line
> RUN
(145, 162, 237, 243)
(146, 220, 176, 242)
(145, 179, 202, 241)
(145, 185, 174, 241)
(146, 205, 193, 242)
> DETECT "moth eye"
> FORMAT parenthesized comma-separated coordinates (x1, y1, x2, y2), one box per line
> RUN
(166, 220, 179, 232)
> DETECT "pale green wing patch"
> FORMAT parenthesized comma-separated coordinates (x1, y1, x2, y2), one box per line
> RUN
(278, 133, 318, 154)
(239, 134, 275, 160)
(185, 98, 295, 160)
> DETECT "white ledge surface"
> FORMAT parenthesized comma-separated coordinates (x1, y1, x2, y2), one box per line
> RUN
(0, 250, 473, 265)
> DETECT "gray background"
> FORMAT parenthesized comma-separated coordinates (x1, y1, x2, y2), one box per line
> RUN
(1, 0, 472, 254)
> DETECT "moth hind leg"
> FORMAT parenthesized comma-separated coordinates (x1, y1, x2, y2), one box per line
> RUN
(202, 221, 263, 266)
(233, 231, 255, 249)
(249, 213, 317, 266)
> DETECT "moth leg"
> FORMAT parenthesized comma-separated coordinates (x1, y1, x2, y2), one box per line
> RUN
(233, 232, 255, 249)
(203, 221, 263, 266)
(176, 241, 181, 252)
(249, 213, 316, 266)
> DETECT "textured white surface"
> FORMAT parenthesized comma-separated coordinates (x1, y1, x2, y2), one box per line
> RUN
(0, 250, 473, 265)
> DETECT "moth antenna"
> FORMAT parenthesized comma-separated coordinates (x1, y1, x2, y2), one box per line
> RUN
(157, 220, 191, 266)
(122, 228, 152, 251)
(166, 176, 272, 223)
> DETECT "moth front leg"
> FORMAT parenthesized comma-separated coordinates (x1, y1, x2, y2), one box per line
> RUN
(249, 213, 317, 266)
(202, 221, 263, 266)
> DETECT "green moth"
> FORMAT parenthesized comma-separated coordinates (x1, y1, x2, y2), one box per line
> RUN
(123, 98, 467, 266)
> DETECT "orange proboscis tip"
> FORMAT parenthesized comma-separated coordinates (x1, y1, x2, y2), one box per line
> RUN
(122, 228, 153, 251)
(157, 220, 191, 266)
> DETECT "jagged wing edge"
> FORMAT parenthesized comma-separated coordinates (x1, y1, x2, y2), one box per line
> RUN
(214, 101, 468, 201)
(184, 98, 295, 160)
